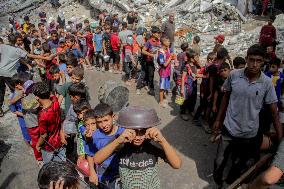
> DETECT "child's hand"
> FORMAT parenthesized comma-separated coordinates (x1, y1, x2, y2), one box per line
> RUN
(60, 130, 69, 145)
(146, 127, 165, 144)
(77, 155, 85, 165)
(89, 172, 98, 185)
(117, 129, 136, 144)
(85, 127, 93, 139)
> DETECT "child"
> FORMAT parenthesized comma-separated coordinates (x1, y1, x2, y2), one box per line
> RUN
(180, 49, 200, 121)
(9, 73, 31, 147)
(57, 54, 67, 85)
(57, 66, 84, 114)
(233, 56, 246, 69)
(56, 38, 67, 54)
(110, 26, 121, 73)
(158, 37, 173, 108)
(47, 65, 61, 93)
(211, 63, 231, 142)
(123, 35, 137, 86)
(93, 106, 181, 189)
(65, 57, 78, 83)
(21, 79, 43, 164)
(102, 25, 113, 72)
(86, 103, 125, 187)
(93, 26, 104, 70)
(73, 99, 91, 164)
(66, 36, 83, 61)
(213, 34, 225, 54)
(192, 35, 201, 57)
(80, 27, 94, 68)
(265, 61, 284, 101)
(32, 82, 64, 164)
(22, 15, 30, 34)
(193, 52, 216, 123)
(61, 83, 88, 163)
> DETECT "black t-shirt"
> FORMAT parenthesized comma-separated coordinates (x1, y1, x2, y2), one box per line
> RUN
(127, 16, 135, 25)
(103, 33, 112, 54)
(208, 63, 221, 91)
(216, 77, 225, 109)
(118, 140, 166, 170)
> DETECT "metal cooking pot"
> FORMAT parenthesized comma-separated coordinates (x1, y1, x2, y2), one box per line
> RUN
(103, 55, 110, 62)
(116, 106, 161, 129)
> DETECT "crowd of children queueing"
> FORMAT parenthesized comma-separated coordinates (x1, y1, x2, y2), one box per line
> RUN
(1, 9, 284, 189)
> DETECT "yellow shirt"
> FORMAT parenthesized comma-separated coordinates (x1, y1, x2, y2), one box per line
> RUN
(272, 75, 280, 87)
(23, 23, 29, 34)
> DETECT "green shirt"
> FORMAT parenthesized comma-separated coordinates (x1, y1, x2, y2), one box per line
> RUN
(57, 82, 72, 114)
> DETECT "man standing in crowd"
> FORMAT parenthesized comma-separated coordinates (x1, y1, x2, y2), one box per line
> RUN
(213, 44, 282, 188)
(161, 14, 175, 52)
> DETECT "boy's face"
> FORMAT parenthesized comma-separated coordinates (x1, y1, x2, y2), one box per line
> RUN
(67, 65, 75, 75)
(52, 73, 60, 81)
(85, 118, 96, 131)
(152, 32, 160, 40)
(59, 42, 65, 48)
(162, 39, 170, 48)
(16, 37, 23, 46)
(267, 46, 274, 54)
(132, 128, 147, 146)
(35, 43, 41, 49)
(269, 64, 278, 74)
(70, 95, 80, 104)
(219, 68, 230, 79)
(105, 28, 110, 34)
(39, 25, 45, 31)
(246, 55, 264, 74)
(15, 83, 23, 90)
(71, 74, 82, 84)
(77, 108, 88, 121)
(96, 28, 101, 33)
(96, 114, 114, 134)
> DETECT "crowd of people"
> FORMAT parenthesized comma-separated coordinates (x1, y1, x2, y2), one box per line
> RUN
(0, 7, 284, 189)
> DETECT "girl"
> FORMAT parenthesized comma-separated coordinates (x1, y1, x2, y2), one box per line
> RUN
(180, 49, 201, 121)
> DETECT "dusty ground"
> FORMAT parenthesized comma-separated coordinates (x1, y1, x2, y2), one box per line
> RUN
(0, 69, 217, 189)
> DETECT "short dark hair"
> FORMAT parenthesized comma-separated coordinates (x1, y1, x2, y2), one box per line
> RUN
(71, 67, 84, 79)
(49, 65, 60, 75)
(58, 54, 66, 63)
(32, 29, 38, 34)
(33, 82, 50, 99)
(42, 42, 51, 53)
(68, 83, 87, 99)
(270, 58, 281, 67)
(50, 30, 58, 36)
(37, 161, 79, 189)
(33, 38, 41, 46)
(233, 56, 246, 68)
(85, 27, 91, 32)
(193, 36, 200, 43)
(122, 22, 127, 28)
(66, 57, 78, 67)
(38, 23, 44, 27)
(84, 19, 90, 24)
(112, 26, 119, 32)
(12, 72, 29, 86)
(84, 109, 96, 121)
(93, 103, 113, 118)
(180, 42, 189, 51)
(220, 62, 231, 70)
(247, 44, 266, 58)
(8, 34, 16, 45)
(207, 52, 216, 61)
(73, 99, 91, 113)
(185, 49, 196, 59)
(217, 48, 229, 60)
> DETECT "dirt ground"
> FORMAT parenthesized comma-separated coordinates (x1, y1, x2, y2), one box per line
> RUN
(0, 69, 217, 189)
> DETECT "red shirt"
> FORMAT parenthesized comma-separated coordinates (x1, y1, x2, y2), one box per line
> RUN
(110, 32, 120, 51)
(84, 32, 94, 49)
(38, 96, 62, 151)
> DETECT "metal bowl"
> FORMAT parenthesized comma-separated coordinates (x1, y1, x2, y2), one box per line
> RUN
(116, 106, 161, 129)
(103, 55, 110, 62)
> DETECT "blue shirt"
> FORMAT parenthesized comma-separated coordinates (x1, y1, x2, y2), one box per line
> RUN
(66, 48, 83, 59)
(85, 127, 125, 182)
(9, 92, 26, 129)
(93, 33, 103, 52)
(59, 63, 68, 77)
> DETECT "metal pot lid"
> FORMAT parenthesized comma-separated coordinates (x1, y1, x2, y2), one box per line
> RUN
(116, 106, 161, 129)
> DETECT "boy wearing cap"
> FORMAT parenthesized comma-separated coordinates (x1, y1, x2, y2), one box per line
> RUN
(93, 106, 181, 189)
(213, 34, 225, 54)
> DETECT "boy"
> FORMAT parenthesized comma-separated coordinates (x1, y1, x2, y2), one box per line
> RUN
(32, 82, 64, 164)
(110, 26, 121, 73)
(57, 66, 84, 114)
(158, 37, 173, 108)
(93, 106, 181, 189)
(86, 103, 125, 187)
(213, 34, 225, 54)
(233, 56, 246, 69)
(192, 35, 201, 57)
(81, 27, 94, 68)
(65, 58, 78, 83)
(22, 79, 43, 164)
(22, 16, 30, 34)
(9, 73, 31, 147)
(102, 25, 113, 72)
(93, 26, 104, 70)
(73, 99, 91, 164)
(66, 36, 83, 60)
(57, 54, 67, 85)
(123, 35, 137, 86)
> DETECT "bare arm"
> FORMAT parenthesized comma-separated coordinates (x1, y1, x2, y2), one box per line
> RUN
(180, 71, 186, 96)
(270, 103, 283, 142)
(87, 155, 98, 185)
(36, 133, 47, 151)
(142, 46, 154, 58)
(212, 91, 218, 113)
(249, 166, 283, 189)
(213, 92, 231, 132)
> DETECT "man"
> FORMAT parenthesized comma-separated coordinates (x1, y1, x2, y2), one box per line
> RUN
(161, 14, 175, 52)
(0, 34, 56, 117)
(247, 139, 284, 189)
(259, 15, 277, 50)
(212, 44, 282, 188)
(119, 22, 133, 46)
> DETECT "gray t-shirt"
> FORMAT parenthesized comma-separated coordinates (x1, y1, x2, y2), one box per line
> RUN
(0, 44, 28, 77)
(223, 68, 277, 138)
(161, 21, 175, 43)
(119, 30, 133, 44)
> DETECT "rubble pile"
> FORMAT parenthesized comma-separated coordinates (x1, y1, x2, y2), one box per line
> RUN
(274, 14, 284, 58)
